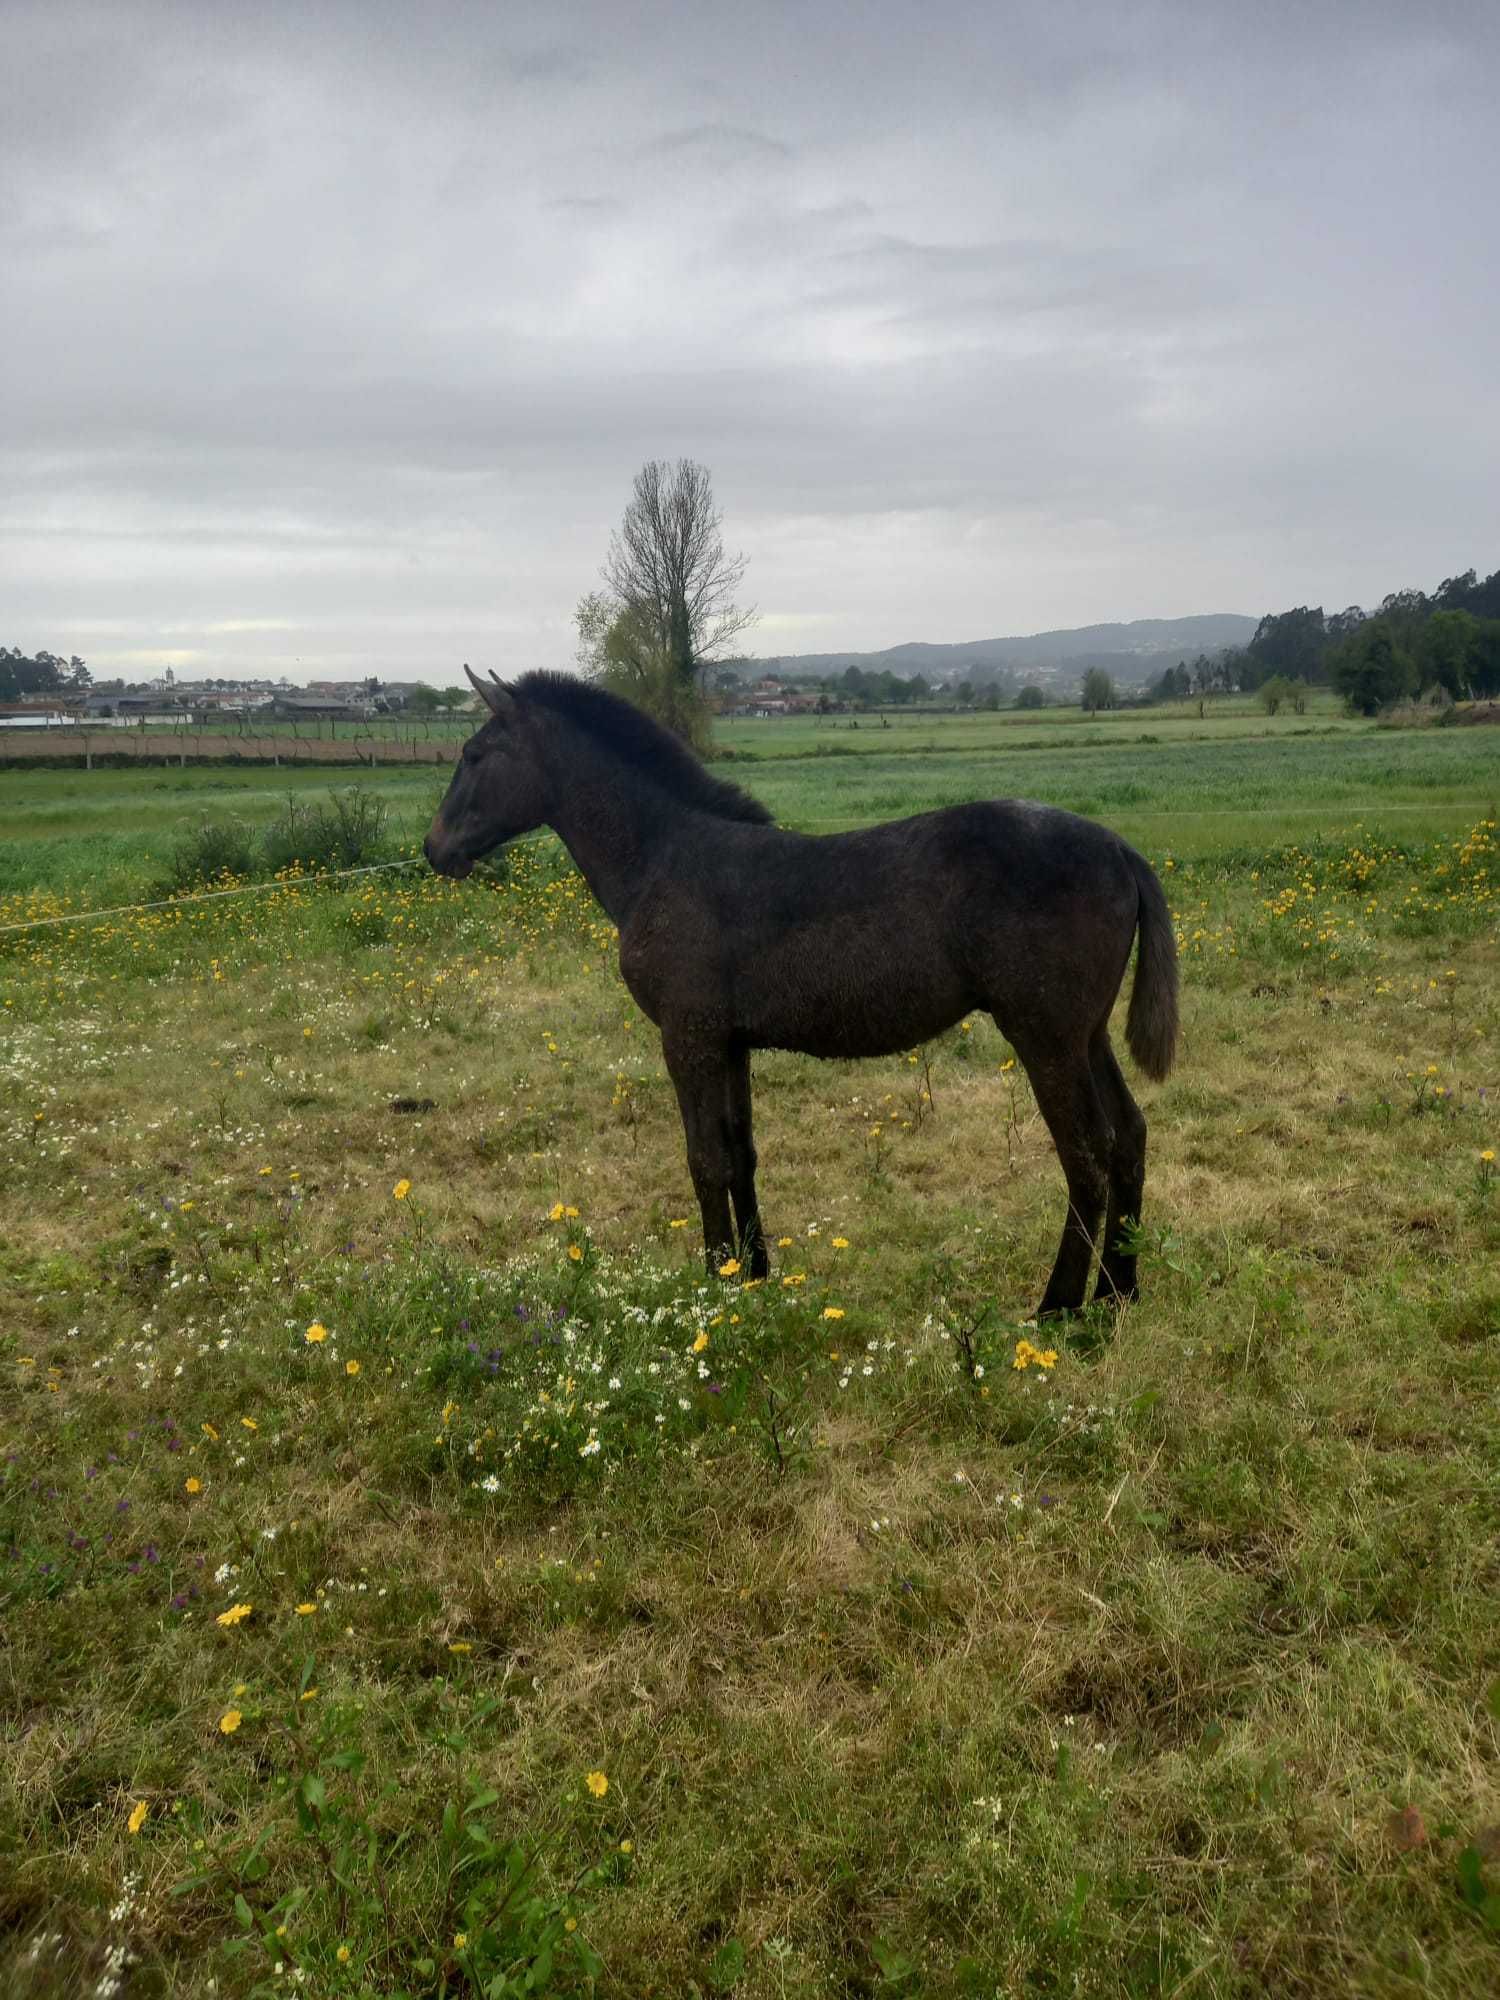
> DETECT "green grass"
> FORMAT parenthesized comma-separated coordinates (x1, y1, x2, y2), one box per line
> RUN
(1, 737, 1499, 1997)
(0, 767, 447, 905)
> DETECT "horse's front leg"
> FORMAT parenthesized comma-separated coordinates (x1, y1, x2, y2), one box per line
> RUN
(663, 1034, 736, 1276)
(724, 1044, 768, 1280)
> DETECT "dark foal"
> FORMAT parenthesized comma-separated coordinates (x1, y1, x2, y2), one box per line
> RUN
(426, 669, 1179, 1316)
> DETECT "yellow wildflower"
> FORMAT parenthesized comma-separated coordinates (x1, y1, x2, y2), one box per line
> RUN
(345, 1358, 360, 1376)
(585, 1770, 609, 1798)
(692, 1331, 709, 1353)
(127, 1800, 148, 1835)
(718, 1257, 741, 1277)
(304, 1322, 329, 1344)
(218, 1710, 242, 1734)
(337, 1946, 351, 1964)
(1012, 1339, 1060, 1372)
(201, 1421, 219, 1441)
(184, 1477, 202, 1495)
(831, 1236, 850, 1249)
(568, 1243, 583, 1262)
(448, 1641, 473, 1654)
(295, 1603, 317, 1616)
(393, 1178, 412, 1200)
(822, 1307, 845, 1320)
(669, 1218, 688, 1228)
(216, 1602, 253, 1628)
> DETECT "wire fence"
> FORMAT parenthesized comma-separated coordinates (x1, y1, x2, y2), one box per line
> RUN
(2, 802, 1487, 937)
(0, 858, 426, 938)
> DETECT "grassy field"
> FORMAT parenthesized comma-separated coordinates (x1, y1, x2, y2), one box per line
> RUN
(2, 708, 1499, 1998)
(3, 699, 1497, 905)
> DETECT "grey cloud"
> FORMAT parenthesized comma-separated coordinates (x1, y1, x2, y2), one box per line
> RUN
(647, 123, 794, 162)
(2, 0, 1498, 679)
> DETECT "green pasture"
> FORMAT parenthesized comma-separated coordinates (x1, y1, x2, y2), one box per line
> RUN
(714, 689, 1367, 760)
(2, 705, 1496, 908)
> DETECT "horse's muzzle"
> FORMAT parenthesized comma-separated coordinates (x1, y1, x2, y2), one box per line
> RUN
(423, 826, 474, 879)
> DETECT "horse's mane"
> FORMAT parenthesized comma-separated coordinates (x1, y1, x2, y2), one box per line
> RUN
(516, 672, 773, 826)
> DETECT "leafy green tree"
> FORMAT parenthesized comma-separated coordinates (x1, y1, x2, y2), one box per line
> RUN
(0, 646, 88, 700)
(1430, 566, 1500, 620)
(574, 591, 711, 750)
(1015, 684, 1045, 710)
(1081, 668, 1115, 713)
(1329, 621, 1416, 715)
(1469, 619, 1500, 698)
(1243, 607, 1329, 688)
(1325, 605, 1367, 646)
(1421, 609, 1480, 697)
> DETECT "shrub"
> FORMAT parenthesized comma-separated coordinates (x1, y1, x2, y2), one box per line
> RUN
(262, 788, 391, 876)
(157, 817, 258, 896)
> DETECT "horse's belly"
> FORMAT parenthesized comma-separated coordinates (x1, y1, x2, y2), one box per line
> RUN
(739, 948, 970, 1059)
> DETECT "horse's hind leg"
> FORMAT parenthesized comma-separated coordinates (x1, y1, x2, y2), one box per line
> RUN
(1090, 1031, 1147, 1305)
(1014, 1040, 1111, 1318)
(724, 1045, 768, 1279)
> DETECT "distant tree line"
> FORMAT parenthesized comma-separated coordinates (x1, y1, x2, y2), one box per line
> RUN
(1146, 565, 1500, 715)
(0, 647, 91, 702)
(828, 665, 933, 706)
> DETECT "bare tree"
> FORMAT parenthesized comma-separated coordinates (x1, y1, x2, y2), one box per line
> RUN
(602, 459, 755, 692)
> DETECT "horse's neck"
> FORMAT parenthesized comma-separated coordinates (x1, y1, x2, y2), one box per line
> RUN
(539, 721, 684, 925)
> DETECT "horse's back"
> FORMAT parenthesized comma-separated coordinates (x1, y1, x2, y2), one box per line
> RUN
(638, 801, 1145, 1058)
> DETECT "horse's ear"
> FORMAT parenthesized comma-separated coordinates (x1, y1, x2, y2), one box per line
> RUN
(466, 664, 516, 721)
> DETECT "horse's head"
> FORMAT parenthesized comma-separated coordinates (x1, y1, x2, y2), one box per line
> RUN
(424, 669, 547, 878)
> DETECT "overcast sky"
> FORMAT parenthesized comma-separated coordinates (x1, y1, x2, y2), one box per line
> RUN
(4, 0, 1498, 683)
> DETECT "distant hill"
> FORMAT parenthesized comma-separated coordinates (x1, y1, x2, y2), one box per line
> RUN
(759, 615, 1258, 687)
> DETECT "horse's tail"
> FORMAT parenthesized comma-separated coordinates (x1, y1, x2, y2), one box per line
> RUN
(1125, 847, 1179, 1082)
